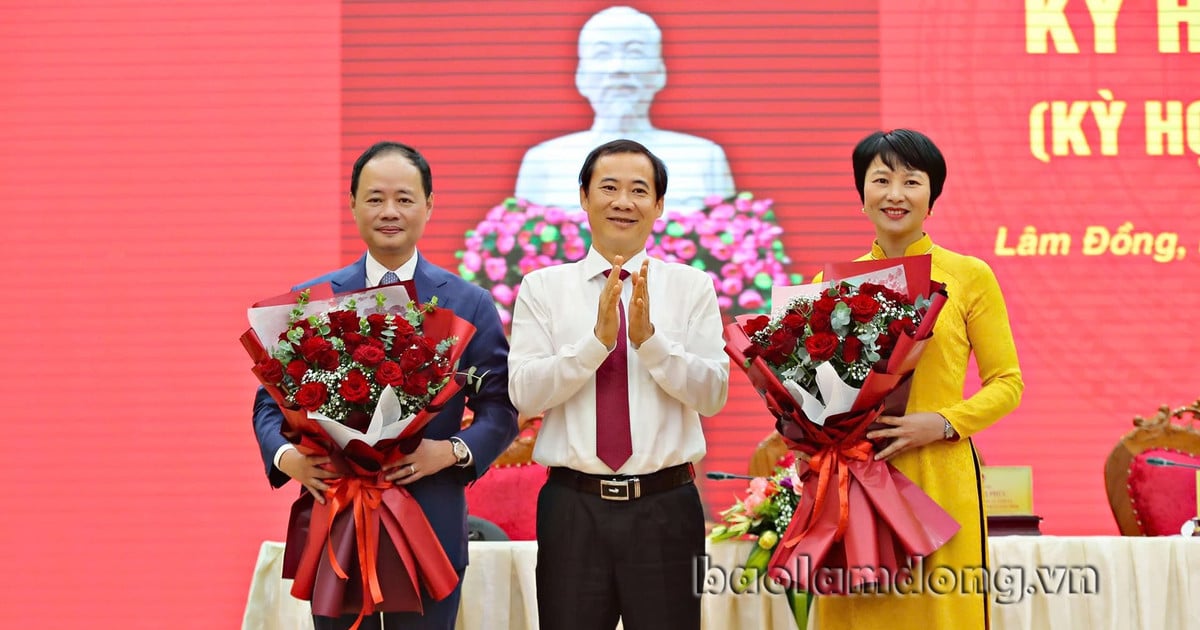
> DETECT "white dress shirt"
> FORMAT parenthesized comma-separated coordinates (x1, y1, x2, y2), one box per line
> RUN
(508, 247, 730, 475)
(363, 250, 419, 287)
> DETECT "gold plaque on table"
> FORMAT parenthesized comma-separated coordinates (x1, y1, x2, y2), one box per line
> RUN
(981, 466, 1034, 516)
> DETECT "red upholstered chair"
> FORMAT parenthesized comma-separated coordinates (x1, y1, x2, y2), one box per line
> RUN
(463, 414, 546, 541)
(1105, 400, 1200, 536)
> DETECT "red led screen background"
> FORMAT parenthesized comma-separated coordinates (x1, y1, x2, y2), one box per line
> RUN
(3, 1, 1198, 627)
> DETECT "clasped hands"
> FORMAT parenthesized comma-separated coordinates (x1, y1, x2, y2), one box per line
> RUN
(594, 256, 654, 349)
(279, 438, 458, 504)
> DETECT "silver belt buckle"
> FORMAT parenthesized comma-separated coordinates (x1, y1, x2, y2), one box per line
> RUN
(600, 477, 641, 501)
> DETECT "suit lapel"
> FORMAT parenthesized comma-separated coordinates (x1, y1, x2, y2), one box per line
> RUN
(329, 255, 368, 294)
(414, 257, 450, 307)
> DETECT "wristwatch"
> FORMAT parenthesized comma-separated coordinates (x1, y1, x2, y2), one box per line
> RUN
(449, 437, 471, 467)
(943, 418, 956, 441)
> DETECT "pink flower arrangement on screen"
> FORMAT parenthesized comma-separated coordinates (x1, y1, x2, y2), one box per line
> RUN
(457, 194, 801, 329)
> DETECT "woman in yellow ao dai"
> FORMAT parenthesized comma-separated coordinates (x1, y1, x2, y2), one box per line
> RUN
(813, 129, 1023, 630)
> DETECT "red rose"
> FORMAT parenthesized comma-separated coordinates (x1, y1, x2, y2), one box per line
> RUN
(294, 382, 329, 411)
(808, 309, 832, 333)
(858, 282, 887, 297)
(781, 311, 806, 330)
(846, 294, 881, 323)
(393, 318, 415, 338)
(338, 370, 372, 404)
(281, 319, 315, 343)
(299, 336, 333, 363)
(256, 358, 284, 384)
(812, 295, 838, 315)
(762, 329, 797, 364)
(375, 360, 405, 387)
(366, 313, 390, 336)
(431, 362, 452, 382)
(744, 315, 771, 336)
(399, 337, 437, 371)
(877, 333, 896, 353)
(316, 348, 340, 371)
(389, 332, 417, 359)
(352, 343, 386, 368)
(413, 336, 438, 361)
(805, 332, 840, 362)
(328, 309, 361, 336)
(402, 371, 431, 397)
(887, 317, 916, 338)
(342, 332, 368, 354)
(842, 336, 864, 363)
(286, 359, 309, 383)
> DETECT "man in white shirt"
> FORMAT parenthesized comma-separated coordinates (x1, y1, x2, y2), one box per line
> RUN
(508, 139, 730, 630)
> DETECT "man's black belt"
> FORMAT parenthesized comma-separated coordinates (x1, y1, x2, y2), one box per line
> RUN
(548, 463, 695, 501)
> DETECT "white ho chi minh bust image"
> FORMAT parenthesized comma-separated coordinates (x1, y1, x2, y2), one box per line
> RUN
(515, 6, 735, 213)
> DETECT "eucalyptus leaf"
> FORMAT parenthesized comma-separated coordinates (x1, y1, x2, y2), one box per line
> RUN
(830, 302, 851, 336)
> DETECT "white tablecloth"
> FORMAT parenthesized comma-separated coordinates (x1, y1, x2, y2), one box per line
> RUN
(243, 536, 1200, 630)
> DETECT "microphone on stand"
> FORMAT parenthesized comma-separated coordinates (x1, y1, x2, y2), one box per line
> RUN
(705, 471, 757, 481)
(1145, 456, 1200, 470)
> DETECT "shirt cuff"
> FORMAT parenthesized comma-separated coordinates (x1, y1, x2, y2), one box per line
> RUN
(633, 328, 669, 366)
(273, 443, 297, 470)
(578, 331, 613, 371)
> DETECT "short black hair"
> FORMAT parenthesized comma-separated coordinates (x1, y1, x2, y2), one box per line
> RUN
(577, 139, 668, 202)
(852, 129, 947, 208)
(350, 141, 432, 199)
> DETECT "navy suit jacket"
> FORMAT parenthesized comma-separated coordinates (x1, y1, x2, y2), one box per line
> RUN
(251, 254, 519, 571)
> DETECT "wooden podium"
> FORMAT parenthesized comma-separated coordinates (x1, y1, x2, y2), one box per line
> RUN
(986, 514, 1043, 536)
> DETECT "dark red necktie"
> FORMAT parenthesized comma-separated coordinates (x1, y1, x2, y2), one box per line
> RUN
(596, 269, 632, 471)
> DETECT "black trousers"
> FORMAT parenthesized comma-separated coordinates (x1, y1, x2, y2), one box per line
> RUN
(311, 573, 463, 630)
(535, 475, 705, 630)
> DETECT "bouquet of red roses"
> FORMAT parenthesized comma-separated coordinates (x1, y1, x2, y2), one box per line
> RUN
(723, 255, 958, 595)
(241, 284, 476, 627)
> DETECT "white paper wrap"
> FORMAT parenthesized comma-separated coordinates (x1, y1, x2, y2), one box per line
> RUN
(246, 285, 412, 355)
(769, 264, 909, 318)
(309, 385, 416, 448)
(782, 362, 863, 427)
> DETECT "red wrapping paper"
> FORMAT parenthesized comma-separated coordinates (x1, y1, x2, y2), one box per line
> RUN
(241, 293, 473, 625)
(724, 267, 958, 594)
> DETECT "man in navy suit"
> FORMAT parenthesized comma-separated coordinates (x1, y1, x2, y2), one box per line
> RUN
(252, 141, 519, 630)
